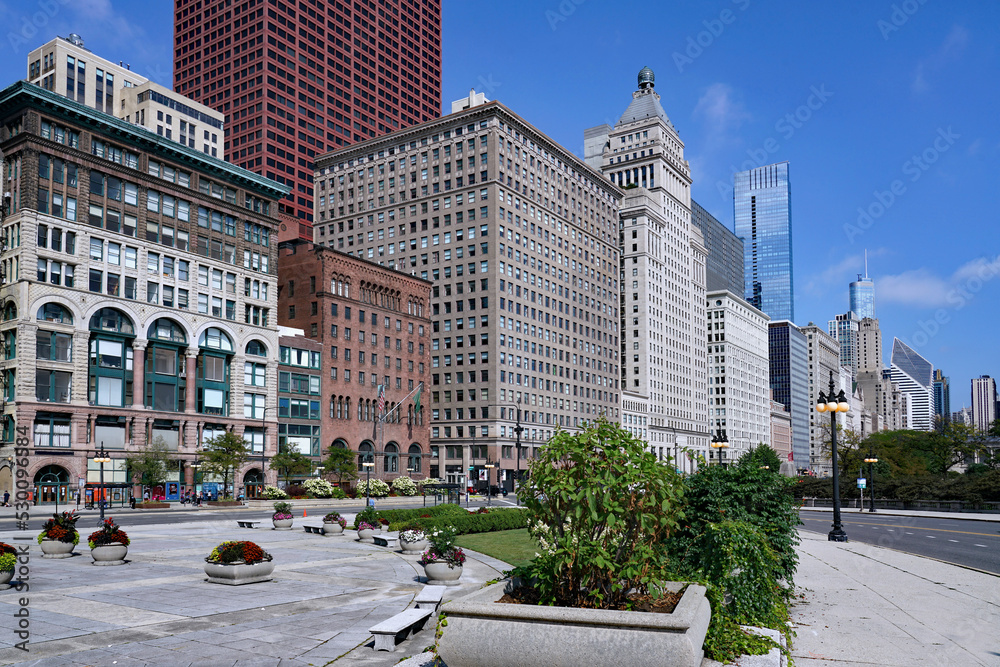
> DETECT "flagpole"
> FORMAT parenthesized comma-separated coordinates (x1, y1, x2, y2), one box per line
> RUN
(382, 381, 424, 422)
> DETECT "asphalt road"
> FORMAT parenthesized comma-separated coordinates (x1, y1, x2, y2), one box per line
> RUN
(0, 496, 513, 533)
(799, 509, 1000, 575)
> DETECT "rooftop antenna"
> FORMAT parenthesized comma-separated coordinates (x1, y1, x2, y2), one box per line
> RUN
(864, 249, 869, 280)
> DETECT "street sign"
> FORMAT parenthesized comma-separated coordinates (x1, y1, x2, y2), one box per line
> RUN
(857, 478, 867, 489)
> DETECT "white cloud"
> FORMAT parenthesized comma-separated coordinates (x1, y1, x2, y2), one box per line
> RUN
(693, 83, 751, 134)
(879, 256, 1000, 308)
(911, 24, 968, 94)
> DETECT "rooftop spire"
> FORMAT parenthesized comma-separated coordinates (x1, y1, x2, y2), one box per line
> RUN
(638, 66, 654, 90)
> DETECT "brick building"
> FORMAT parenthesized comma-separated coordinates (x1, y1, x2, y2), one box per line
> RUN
(0, 81, 287, 504)
(277, 239, 431, 482)
(172, 0, 444, 240)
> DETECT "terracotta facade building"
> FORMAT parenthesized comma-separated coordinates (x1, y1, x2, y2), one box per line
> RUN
(277, 239, 431, 481)
(0, 81, 287, 504)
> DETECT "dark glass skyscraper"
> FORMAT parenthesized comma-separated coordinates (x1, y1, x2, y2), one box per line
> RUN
(768, 321, 810, 472)
(692, 199, 744, 294)
(735, 162, 793, 321)
(850, 252, 875, 318)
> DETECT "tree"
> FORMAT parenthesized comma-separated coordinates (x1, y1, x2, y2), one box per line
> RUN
(201, 431, 250, 499)
(124, 436, 172, 500)
(321, 445, 358, 486)
(989, 418, 1000, 438)
(915, 420, 984, 475)
(270, 449, 313, 485)
(737, 443, 782, 472)
(817, 422, 865, 478)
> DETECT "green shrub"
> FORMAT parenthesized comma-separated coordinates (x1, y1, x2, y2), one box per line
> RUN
(352, 502, 467, 529)
(699, 521, 787, 625)
(395, 508, 529, 534)
(511, 418, 684, 609)
(391, 476, 419, 496)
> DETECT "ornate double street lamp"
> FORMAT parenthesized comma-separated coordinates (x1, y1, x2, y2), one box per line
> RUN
(94, 443, 112, 521)
(710, 430, 729, 468)
(816, 371, 851, 541)
(864, 453, 879, 513)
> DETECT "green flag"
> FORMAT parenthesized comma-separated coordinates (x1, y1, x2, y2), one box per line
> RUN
(413, 385, 421, 414)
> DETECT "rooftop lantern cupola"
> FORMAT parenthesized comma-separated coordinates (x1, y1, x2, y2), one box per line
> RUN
(638, 66, 655, 91)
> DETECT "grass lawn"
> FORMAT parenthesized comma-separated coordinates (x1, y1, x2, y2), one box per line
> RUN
(454, 529, 539, 569)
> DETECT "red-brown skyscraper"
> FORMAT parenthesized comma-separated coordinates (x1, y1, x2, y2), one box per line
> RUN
(173, 0, 443, 240)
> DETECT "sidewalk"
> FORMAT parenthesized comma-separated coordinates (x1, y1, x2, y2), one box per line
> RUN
(0, 515, 505, 666)
(799, 505, 1000, 523)
(790, 530, 1000, 666)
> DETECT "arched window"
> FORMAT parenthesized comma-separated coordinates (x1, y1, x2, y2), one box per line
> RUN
(2, 301, 17, 321)
(197, 327, 232, 416)
(331, 438, 348, 449)
(88, 309, 134, 407)
(245, 340, 267, 357)
(408, 444, 422, 474)
(37, 303, 73, 324)
(384, 442, 399, 473)
(358, 440, 374, 469)
(146, 319, 186, 411)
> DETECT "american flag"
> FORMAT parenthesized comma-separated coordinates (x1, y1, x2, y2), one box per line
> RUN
(377, 384, 385, 413)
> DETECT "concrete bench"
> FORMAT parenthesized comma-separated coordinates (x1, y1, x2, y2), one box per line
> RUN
(236, 520, 260, 529)
(369, 607, 434, 651)
(414, 585, 446, 613)
(372, 534, 398, 548)
(303, 524, 325, 534)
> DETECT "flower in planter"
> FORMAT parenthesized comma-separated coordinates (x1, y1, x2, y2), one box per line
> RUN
(206, 541, 272, 565)
(357, 521, 378, 531)
(378, 517, 390, 527)
(418, 525, 465, 568)
(323, 512, 348, 528)
(272, 501, 293, 520)
(87, 517, 130, 549)
(400, 528, 426, 543)
(36, 511, 80, 545)
(0, 543, 16, 573)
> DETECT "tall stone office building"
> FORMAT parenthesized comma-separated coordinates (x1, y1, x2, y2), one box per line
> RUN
(800, 323, 843, 475)
(173, 0, 444, 240)
(584, 67, 709, 469)
(0, 82, 287, 504)
(312, 93, 622, 490)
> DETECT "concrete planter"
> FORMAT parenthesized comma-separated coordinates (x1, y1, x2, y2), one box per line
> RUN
(400, 537, 429, 555)
(357, 528, 376, 543)
(39, 538, 76, 559)
(204, 560, 274, 585)
(91, 543, 128, 566)
(437, 581, 711, 667)
(423, 561, 463, 586)
(272, 518, 294, 531)
(0, 569, 13, 590)
(322, 521, 345, 535)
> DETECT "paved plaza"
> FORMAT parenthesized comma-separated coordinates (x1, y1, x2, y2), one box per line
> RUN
(0, 514, 506, 666)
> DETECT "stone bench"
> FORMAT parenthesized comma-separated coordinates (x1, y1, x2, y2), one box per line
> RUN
(369, 607, 434, 651)
(236, 520, 260, 529)
(372, 534, 398, 548)
(414, 585, 446, 613)
(303, 524, 325, 534)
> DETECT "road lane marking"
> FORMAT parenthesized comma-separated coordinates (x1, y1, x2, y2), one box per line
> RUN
(798, 514, 1000, 538)
(948, 539, 959, 543)
(927, 536, 936, 539)
(975, 544, 987, 548)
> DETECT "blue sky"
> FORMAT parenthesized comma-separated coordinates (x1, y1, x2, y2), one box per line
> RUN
(1, 0, 997, 409)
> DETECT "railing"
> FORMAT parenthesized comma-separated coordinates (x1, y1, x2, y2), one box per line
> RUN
(799, 497, 1000, 514)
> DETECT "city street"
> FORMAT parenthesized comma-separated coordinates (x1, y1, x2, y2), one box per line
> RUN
(799, 509, 1000, 575)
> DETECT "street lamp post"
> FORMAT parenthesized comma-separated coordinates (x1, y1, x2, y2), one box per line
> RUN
(258, 405, 273, 499)
(362, 456, 375, 507)
(817, 371, 851, 542)
(864, 453, 879, 513)
(94, 443, 111, 521)
(484, 460, 495, 508)
(710, 430, 729, 468)
(190, 450, 201, 506)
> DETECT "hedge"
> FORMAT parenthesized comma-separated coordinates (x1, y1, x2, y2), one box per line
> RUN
(352, 502, 467, 529)
(391, 508, 529, 534)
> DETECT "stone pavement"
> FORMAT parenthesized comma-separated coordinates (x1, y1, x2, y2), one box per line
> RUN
(0, 515, 506, 666)
(790, 530, 1000, 666)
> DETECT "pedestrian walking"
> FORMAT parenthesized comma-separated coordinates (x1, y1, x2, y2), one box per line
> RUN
(2, 490, 9, 507)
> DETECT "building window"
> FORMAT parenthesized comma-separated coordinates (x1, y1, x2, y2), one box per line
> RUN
(197, 328, 233, 416)
(88, 308, 135, 407)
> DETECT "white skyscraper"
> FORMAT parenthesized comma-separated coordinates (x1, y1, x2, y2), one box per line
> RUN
(890, 339, 934, 432)
(971, 376, 997, 433)
(585, 67, 709, 467)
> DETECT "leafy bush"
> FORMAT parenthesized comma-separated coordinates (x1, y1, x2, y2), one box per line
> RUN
(261, 486, 288, 500)
(302, 478, 337, 498)
(403, 508, 529, 535)
(285, 484, 307, 498)
(272, 501, 293, 520)
(355, 478, 390, 497)
(418, 525, 465, 567)
(699, 521, 787, 625)
(206, 541, 272, 565)
(37, 511, 80, 545)
(672, 460, 800, 584)
(355, 505, 380, 529)
(0, 543, 16, 572)
(391, 476, 418, 496)
(87, 517, 130, 549)
(512, 418, 685, 609)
